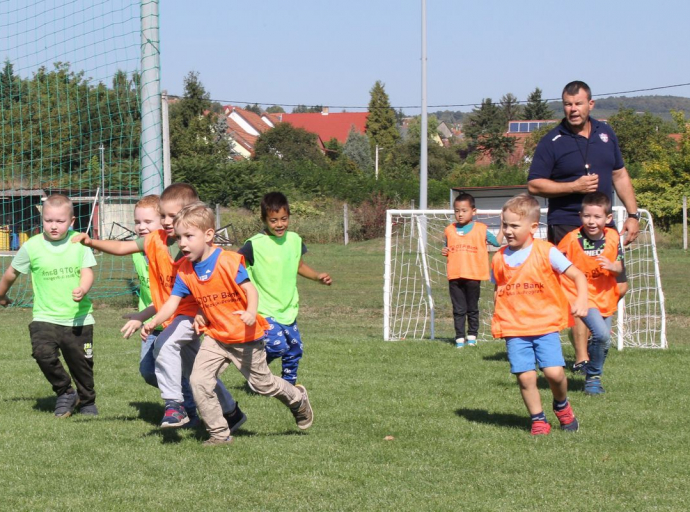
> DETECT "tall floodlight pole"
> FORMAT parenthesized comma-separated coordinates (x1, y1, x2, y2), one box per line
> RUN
(419, 0, 428, 210)
(140, 0, 163, 195)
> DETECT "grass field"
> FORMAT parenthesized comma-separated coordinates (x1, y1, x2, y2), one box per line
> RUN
(1, 241, 689, 511)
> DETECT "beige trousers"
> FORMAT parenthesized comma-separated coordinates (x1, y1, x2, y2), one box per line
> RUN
(190, 336, 302, 439)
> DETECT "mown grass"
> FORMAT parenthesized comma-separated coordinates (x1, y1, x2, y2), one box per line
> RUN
(0, 241, 688, 511)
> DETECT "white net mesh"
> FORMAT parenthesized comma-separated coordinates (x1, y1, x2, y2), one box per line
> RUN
(384, 208, 666, 349)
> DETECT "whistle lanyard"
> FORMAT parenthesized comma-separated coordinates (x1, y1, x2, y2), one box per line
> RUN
(576, 120, 591, 173)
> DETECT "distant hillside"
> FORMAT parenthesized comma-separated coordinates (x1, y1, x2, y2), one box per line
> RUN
(434, 96, 690, 126)
(546, 95, 690, 121)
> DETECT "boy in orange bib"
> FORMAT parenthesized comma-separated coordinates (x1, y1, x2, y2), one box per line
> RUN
(442, 193, 502, 347)
(558, 192, 623, 395)
(491, 194, 588, 435)
(142, 203, 313, 446)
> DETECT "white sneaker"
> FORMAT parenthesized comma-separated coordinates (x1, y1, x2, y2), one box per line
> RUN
(455, 338, 466, 349)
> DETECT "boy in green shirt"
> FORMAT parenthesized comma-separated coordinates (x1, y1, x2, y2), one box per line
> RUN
(0, 194, 98, 417)
(237, 192, 331, 385)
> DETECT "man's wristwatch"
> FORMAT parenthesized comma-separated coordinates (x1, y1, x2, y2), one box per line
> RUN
(627, 211, 641, 220)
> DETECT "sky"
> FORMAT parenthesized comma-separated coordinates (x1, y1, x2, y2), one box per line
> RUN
(159, 0, 690, 114)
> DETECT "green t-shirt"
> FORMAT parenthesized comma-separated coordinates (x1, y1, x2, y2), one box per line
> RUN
(243, 231, 303, 324)
(132, 252, 152, 312)
(12, 231, 96, 326)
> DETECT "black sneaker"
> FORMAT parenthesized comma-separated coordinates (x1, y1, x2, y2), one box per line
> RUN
(79, 404, 99, 416)
(291, 385, 313, 430)
(223, 403, 247, 434)
(54, 391, 79, 418)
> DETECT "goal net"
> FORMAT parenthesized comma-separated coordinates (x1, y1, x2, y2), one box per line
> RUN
(384, 208, 666, 349)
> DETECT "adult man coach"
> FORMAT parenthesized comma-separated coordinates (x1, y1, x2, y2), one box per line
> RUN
(527, 80, 640, 372)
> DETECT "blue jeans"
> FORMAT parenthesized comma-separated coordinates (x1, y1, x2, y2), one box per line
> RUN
(140, 331, 197, 417)
(580, 308, 612, 378)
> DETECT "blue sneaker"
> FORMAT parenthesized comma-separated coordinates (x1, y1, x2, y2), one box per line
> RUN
(160, 401, 189, 429)
(467, 336, 477, 347)
(584, 376, 605, 395)
(455, 338, 466, 349)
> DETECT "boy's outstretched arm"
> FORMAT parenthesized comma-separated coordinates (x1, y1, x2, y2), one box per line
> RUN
(563, 265, 589, 318)
(121, 305, 157, 339)
(235, 281, 258, 326)
(142, 295, 182, 337)
(298, 260, 332, 285)
(0, 266, 19, 306)
(72, 267, 94, 302)
(71, 233, 141, 256)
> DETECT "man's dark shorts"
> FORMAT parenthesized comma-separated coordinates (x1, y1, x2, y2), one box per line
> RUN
(547, 224, 627, 284)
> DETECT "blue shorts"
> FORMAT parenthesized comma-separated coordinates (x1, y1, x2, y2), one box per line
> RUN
(505, 332, 565, 374)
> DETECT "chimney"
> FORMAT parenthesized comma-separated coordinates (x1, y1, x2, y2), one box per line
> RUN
(321, 107, 329, 115)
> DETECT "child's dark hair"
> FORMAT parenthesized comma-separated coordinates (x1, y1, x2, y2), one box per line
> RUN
(581, 192, 612, 215)
(261, 192, 290, 221)
(160, 183, 199, 205)
(454, 192, 475, 209)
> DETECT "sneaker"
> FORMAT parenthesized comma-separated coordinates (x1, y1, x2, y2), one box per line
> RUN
(554, 403, 579, 432)
(224, 403, 247, 434)
(584, 376, 606, 395)
(202, 435, 234, 447)
(467, 336, 477, 347)
(183, 414, 201, 429)
(455, 338, 466, 349)
(79, 404, 99, 416)
(54, 391, 79, 418)
(572, 360, 588, 374)
(531, 420, 551, 436)
(160, 401, 190, 429)
(291, 384, 313, 430)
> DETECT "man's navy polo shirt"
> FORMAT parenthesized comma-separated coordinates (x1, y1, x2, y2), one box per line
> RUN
(528, 118, 624, 225)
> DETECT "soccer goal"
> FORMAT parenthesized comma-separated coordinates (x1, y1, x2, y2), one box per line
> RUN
(383, 208, 666, 349)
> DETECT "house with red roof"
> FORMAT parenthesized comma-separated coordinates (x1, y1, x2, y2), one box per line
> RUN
(276, 108, 368, 145)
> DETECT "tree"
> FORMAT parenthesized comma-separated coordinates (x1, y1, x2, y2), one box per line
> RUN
(463, 99, 504, 140)
(500, 93, 522, 123)
(463, 99, 515, 166)
(253, 122, 327, 165)
(522, 87, 554, 120)
(342, 127, 373, 173)
(365, 80, 400, 155)
(244, 103, 262, 115)
(406, 115, 440, 142)
(608, 107, 674, 175)
(266, 105, 285, 114)
(633, 111, 690, 227)
(292, 104, 323, 113)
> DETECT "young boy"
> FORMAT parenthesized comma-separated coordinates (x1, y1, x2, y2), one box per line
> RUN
(0, 194, 98, 417)
(558, 192, 623, 395)
(237, 192, 331, 385)
(122, 195, 198, 423)
(74, 183, 243, 430)
(491, 194, 588, 435)
(441, 193, 502, 348)
(142, 203, 313, 446)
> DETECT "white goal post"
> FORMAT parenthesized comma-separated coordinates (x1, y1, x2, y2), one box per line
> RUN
(383, 207, 666, 349)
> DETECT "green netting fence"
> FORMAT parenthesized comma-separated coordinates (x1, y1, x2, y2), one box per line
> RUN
(1, 0, 162, 307)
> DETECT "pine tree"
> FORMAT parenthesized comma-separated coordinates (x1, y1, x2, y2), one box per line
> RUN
(365, 80, 400, 155)
(343, 126, 373, 173)
(522, 87, 554, 120)
(500, 93, 522, 123)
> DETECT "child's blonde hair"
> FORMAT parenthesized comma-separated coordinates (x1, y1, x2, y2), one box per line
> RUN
(502, 194, 541, 223)
(43, 194, 74, 217)
(160, 183, 199, 206)
(135, 194, 160, 212)
(173, 202, 215, 232)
